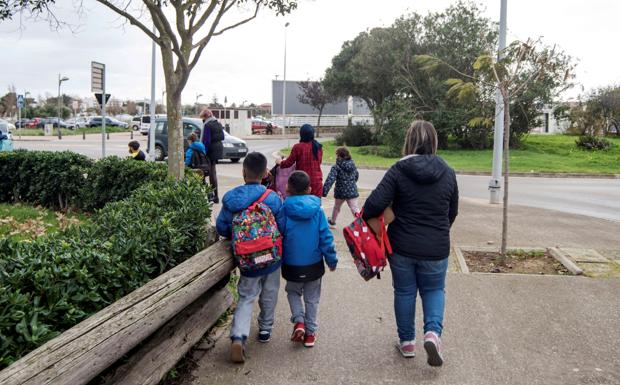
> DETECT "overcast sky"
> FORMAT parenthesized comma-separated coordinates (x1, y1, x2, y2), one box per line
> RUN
(1, 0, 619, 106)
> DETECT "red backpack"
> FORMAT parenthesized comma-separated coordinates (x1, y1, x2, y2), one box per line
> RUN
(343, 212, 392, 281)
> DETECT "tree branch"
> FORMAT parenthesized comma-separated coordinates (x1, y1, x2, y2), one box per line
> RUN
(212, 2, 259, 37)
(94, 0, 159, 42)
(189, 0, 221, 35)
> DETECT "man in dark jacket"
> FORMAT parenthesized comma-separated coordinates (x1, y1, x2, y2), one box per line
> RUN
(200, 108, 224, 203)
(362, 120, 458, 366)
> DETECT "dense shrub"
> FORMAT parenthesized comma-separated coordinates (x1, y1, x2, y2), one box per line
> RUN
(335, 124, 375, 147)
(0, 150, 92, 210)
(0, 151, 168, 212)
(575, 135, 613, 151)
(0, 176, 212, 368)
(79, 156, 168, 211)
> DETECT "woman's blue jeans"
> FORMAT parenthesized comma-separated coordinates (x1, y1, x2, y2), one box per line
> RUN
(388, 253, 448, 342)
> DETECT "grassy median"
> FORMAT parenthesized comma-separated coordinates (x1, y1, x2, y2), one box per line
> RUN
(283, 135, 620, 174)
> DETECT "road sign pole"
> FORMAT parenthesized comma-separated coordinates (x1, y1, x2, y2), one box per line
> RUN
(18, 106, 21, 140)
(102, 80, 106, 158)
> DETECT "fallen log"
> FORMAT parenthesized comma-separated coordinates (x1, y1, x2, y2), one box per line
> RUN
(0, 240, 234, 385)
(106, 285, 233, 385)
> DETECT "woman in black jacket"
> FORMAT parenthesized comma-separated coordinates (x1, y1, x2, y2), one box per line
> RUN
(362, 120, 458, 366)
(199, 109, 225, 203)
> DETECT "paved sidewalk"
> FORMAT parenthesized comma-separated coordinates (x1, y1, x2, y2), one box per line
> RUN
(193, 176, 620, 385)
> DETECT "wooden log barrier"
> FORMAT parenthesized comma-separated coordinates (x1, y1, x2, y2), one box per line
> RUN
(0, 240, 234, 385)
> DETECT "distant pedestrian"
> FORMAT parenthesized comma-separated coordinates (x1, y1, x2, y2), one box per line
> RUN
(200, 108, 225, 203)
(280, 170, 338, 348)
(128, 140, 146, 161)
(322, 147, 360, 227)
(277, 123, 323, 198)
(362, 120, 458, 366)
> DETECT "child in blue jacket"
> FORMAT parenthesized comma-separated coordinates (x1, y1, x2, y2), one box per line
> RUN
(280, 171, 338, 348)
(216, 152, 285, 363)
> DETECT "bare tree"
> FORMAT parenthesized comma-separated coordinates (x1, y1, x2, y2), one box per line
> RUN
(2, 0, 297, 179)
(417, 38, 574, 260)
(297, 78, 336, 137)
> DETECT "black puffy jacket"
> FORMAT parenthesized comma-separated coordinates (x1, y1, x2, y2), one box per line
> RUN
(322, 159, 359, 200)
(362, 155, 458, 260)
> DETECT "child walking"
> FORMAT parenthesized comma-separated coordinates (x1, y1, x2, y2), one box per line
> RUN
(322, 147, 360, 227)
(216, 152, 285, 363)
(280, 171, 338, 347)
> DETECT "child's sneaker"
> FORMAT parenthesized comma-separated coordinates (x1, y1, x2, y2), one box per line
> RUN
(258, 330, 271, 343)
(328, 218, 336, 229)
(303, 333, 316, 348)
(291, 322, 305, 342)
(396, 340, 416, 358)
(423, 331, 443, 366)
(230, 338, 245, 363)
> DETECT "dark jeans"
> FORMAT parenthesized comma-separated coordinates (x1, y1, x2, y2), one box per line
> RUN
(208, 158, 218, 202)
(388, 253, 448, 342)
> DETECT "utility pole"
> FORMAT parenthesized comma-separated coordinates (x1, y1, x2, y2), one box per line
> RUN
(57, 74, 69, 139)
(282, 22, 290, 137)
(489, 0, 508, 204)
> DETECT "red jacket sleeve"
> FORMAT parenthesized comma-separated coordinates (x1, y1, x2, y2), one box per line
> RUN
(280, 144, 298, 169)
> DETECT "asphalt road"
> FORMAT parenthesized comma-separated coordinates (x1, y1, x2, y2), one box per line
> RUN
(14, 133, 620, 222)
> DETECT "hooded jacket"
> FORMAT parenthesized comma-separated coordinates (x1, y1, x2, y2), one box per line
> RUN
(216, 183, 285, 277)
(363, 155, 459, 260)
(280, 195, 338, 282)
(323, 158, 359, 200)
(184, 141, 207, 166)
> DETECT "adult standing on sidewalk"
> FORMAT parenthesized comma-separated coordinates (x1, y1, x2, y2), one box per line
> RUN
(200, 108, 225, 203)
(362, 120, 459, 366)
(277, 123, 323, 198)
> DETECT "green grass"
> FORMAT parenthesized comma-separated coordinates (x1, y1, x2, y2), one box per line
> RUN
(0, 203, 86, 241)
(284, 135, 620, 174)
(13, 127, 130, 136)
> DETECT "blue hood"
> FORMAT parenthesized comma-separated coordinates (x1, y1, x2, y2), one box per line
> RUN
(189, 142, 206, 153)
(283, 195, 321, 220)
(221, 183, 269, 213)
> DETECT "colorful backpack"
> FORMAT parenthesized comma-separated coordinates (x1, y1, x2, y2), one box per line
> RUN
(231, 190, 282, 273)
(343, 212, 392, 281)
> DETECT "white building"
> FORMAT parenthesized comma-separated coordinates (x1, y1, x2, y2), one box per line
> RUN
(209, 107, 252, 137)
(531, 104, 571, 134)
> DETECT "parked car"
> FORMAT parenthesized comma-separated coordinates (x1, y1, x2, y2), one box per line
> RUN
(46, 117, 72, 129)
(133, 114, 165, 135)
(148, 117, 248, 162)
(13, 118, 30, 129)
(251, 118, 277, 134)
(26, 118, 42, 128)
(66, 117, 89, 129)
(88, 116, 129, 128)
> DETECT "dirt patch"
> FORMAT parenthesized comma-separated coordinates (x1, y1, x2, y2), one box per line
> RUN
(463, 249, 570, 275)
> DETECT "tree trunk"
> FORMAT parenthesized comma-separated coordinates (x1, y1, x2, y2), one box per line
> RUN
(500, 88, 511, 260)
(160, 46, 184, 180)
(316, 107, 323, 138)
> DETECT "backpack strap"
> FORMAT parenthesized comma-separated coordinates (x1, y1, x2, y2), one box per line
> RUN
(249, 189, 273, 210)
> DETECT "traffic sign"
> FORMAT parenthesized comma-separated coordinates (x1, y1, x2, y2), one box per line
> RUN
(17, 94, 24, 109)
(95, 93, 111, 108)
(91, 61, 105, 93)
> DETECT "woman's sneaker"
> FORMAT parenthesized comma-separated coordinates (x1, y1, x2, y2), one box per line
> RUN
(230, 338, 245, 363)
(258, 330, 271, 343)
(396, 340, 416, 358)
(328, 218, 337, 229)
(423, 331, 444, 366)
(303, 333, 316, 348)
(291, 322, 305, 342)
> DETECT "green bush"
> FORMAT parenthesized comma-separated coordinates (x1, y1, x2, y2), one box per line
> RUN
(335, 124, 375, 147)
(79, 156, 168, 211)
(0, 151, 167, 212)
(0, 176, 212, 368)
(0, 150, 92, 210)
(575, 135, 613, 151)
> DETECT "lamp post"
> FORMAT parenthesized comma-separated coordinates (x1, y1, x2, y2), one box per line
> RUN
(57, 74, 69, 139)
(149, 24, 157, 161)
(195, 93, 203, 115)
(489, 0, 508, 204)
(282, 22, 290, 137)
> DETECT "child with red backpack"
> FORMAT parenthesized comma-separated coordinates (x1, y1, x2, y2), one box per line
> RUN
(280, 171, 338, 348)
(216, 152, 285, 363)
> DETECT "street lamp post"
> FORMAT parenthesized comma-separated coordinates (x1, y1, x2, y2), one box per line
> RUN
(195, 93, 203, 115)
(282, 22, 290, 137)
(57, 74, 69, 139)
(149, 24, 157, 161)
(489, 0, 508, 204)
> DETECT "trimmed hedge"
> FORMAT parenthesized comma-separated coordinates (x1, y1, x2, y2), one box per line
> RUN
(0, 151, 167, 211)
(0, 176, 212, 368)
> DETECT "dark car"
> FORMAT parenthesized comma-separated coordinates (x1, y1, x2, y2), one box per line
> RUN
(46, 117, 72, 129)
(88, 116, 129, 128)
(14, 118, 30, 129)
(148, 117, 248, 162)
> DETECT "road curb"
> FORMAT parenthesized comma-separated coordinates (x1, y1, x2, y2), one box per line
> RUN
(548, 247, 584, 275)
(454, 246, 470, 274)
